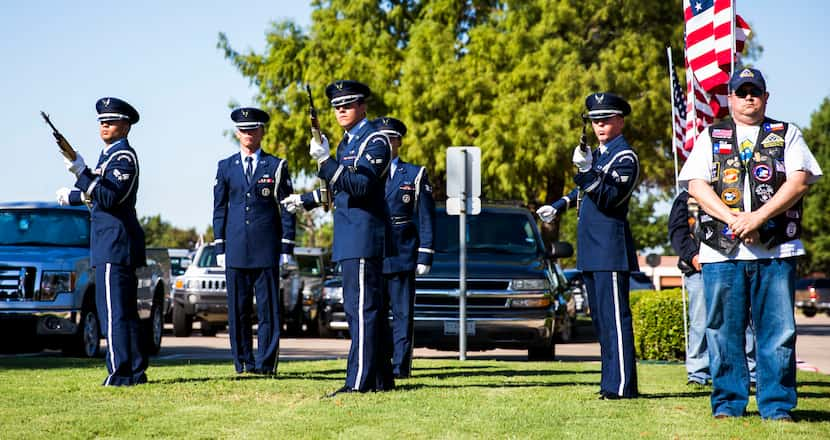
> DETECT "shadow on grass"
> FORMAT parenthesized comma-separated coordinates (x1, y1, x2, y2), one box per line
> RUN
(395, 380, 601, 391)
(413, 368, 600, 380)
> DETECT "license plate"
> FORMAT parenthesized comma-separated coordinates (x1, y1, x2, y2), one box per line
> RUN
(443, 320, 475, 336)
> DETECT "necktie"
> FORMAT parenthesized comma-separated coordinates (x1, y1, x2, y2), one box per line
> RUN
(245, 156, 253, 184)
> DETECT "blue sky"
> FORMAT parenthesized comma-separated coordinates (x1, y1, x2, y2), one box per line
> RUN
(0, 1, 826, 232)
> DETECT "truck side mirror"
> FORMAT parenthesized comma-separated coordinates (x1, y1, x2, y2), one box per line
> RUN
(550, 241, 574, 259)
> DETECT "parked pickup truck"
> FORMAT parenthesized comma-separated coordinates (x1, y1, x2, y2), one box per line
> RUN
(414, 203, 575, 360)
(0, 202, 169, 357)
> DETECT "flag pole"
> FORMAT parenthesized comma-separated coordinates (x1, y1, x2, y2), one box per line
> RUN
(667, 46, 680, 197)
(731, 0, 737, 76)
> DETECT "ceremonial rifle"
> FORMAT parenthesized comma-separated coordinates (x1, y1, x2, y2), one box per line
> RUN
(306, 85, 332, 212)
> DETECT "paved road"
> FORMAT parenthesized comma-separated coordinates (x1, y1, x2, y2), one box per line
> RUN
(5, 313, 828, 374)
(153, 313, 830, 373)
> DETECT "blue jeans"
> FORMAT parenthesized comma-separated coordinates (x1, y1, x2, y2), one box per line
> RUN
(702, 258, 797, 419)
(685, 272, 756, 384)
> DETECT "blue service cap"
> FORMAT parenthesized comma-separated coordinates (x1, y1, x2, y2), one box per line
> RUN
(96, 97, 139, 124)
(231, 107, 269, 129)
(729, 67, 766, 93)
(325, 80, 371, 107)
(374, 117, 407, 137)
(584, 92, 631, 120)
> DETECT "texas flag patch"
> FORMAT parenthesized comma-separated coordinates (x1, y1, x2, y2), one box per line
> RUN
(764, 122, 785, 132)
(714, 142, 732, 154)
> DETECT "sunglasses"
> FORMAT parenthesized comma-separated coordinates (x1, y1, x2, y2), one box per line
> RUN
(732, 86, 764, 98)
(333, 101, 358, 111)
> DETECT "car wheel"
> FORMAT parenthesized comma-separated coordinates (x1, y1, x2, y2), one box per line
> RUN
(143, 299, 163, 355)
(803, 307, 817, 318)
(172, 302, 193, 337)
(200, 323, 219, 337)
(556, 316, 574, 343)
(527, 338, 556, 361)
(316, 315, 333, 338)
(65, 304, 101, 358)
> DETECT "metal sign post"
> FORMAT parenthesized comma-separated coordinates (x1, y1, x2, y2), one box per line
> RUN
(446, 147, 481, 361)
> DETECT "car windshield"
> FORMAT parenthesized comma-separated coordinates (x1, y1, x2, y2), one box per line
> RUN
(434, 209, 539, 255)
(196, 245, 218, 267)
(170, 257, 190, 276)
(0, 209, 90, 247)
(296, 255, 323, 276)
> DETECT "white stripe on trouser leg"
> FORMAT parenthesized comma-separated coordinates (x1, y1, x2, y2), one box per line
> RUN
(353, 259, 366, 389)
(612, 272, 626, 395)
(105, 263, 115, 385)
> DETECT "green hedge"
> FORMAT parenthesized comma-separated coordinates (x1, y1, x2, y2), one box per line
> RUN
(631, 289, 685, 361)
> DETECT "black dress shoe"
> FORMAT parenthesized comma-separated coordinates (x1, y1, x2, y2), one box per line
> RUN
(598, 391, 621, 400)
(325, 386, 356, 398)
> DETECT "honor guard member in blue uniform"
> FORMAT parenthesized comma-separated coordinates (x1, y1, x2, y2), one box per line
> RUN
(212, 107, 297, 375)
(374, 117, 435, 379)
(282, 80, 394, 395)
(536, 92, 640, 399)
(56, 97, 148, 386)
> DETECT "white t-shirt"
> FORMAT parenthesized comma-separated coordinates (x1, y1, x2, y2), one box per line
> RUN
(678, 122, 823, 263)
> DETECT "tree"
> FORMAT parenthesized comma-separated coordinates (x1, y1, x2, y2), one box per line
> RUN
(218, 0, 686, 251)
(800, 97, 830, 276)
(141, 215, 201, 249)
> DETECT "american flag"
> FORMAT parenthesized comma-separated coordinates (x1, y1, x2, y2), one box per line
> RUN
(684, 61, 715, 155)
(670, 66, 689, 160)
(685, 0, 750, 94)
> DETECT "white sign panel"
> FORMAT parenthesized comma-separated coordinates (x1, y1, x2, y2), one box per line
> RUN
(446, 147, 481, 198)
(446, 197, 481, 215)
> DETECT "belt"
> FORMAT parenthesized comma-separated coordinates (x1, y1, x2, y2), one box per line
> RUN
(390, 216, 412, 225)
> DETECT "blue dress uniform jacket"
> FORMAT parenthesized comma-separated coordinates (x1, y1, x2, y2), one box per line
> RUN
(554, 135, 640, 272)
(383, 160, 435, 274)
(72, 139, 146, 267)
(301, 119, 391, 261)
(70, 138, 147, 386)
(212, 151, 296, 267)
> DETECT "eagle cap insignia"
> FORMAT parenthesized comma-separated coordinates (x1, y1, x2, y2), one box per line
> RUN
(382, 118, 389, 125)
(242, 110, 249, 118)
(103, 98, 110, 107)
(336, 81, 344, 90)
(739, 68, 754, 78)
(595, 94, 604, 103)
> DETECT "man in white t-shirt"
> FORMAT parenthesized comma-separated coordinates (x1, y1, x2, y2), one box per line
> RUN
(679, 68, 822, 422)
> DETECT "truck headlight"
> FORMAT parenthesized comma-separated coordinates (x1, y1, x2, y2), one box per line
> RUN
(39, 271, 74, 301)
(323, 286, 343, 303)
(510, 298, 551, 308)
(511, 279, 549, 291)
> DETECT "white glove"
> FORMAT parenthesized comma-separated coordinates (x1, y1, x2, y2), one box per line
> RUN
(416, 264, 431, 275)
(572, 145, 593, 172)
(281, 194, 303, 214)
(56, 187, 72, 206)
(64, 151, 86, 176)
(216, 253, 225, 268)
(309, 134, 330, 162)
(536, 205, 557, 223)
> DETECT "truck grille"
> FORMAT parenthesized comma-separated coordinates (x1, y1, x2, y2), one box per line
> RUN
(417, 296, 508, 308)
(416, 279, 510, 291)
(199, 279, 226, 290)
(0, 266, 36, 301)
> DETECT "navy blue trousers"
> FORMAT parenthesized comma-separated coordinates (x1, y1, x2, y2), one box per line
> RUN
(584, 271, 638, 397)
(225, 266, 281, 373)
(95, 263, 147, 386)
(386, 270, 416, 377)
(341, 257, 394, 391)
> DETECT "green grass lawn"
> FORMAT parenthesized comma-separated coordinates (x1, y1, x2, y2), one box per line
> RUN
(1, 357, 828, 439)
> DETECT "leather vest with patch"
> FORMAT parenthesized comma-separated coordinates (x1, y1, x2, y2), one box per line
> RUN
(697, 118, 803, 255)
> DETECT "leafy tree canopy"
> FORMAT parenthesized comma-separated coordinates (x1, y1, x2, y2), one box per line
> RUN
(218, 0, 693, 251)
